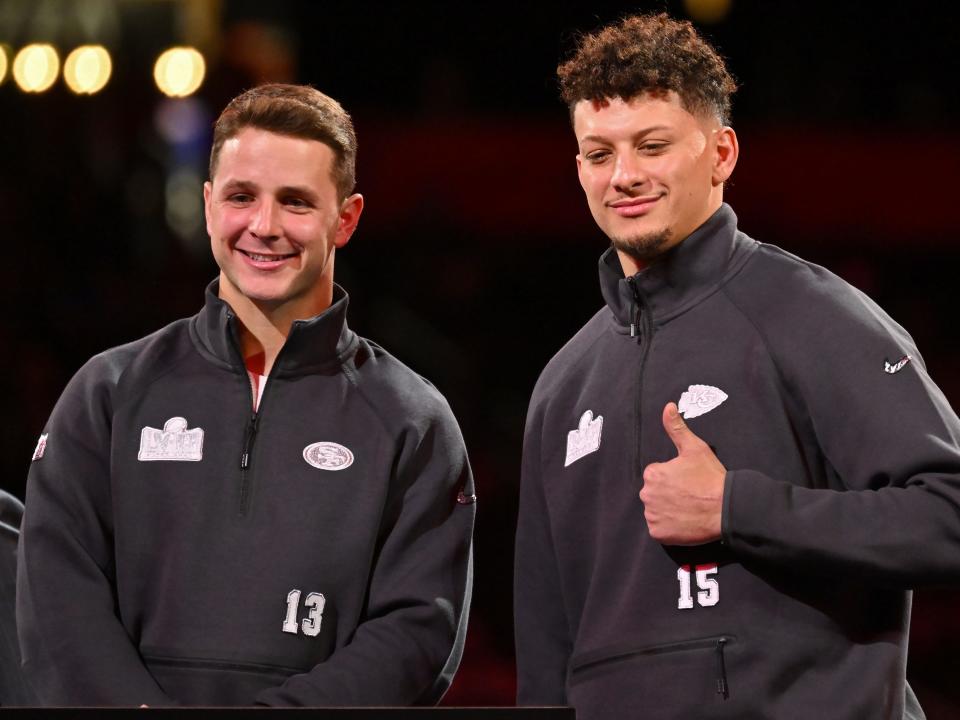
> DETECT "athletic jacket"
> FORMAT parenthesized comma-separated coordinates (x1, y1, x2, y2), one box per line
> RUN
(515, 204, 960, 720)
(1, 490, 33, 706)
(18, 282, 475, 707)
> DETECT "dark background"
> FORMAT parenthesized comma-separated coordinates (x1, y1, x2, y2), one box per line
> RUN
(2, 0, 959, 713)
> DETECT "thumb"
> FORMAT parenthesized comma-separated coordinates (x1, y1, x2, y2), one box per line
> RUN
(662, 402, 693, 453)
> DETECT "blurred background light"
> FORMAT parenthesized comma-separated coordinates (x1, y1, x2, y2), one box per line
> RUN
(154, 96, 208, 146)
(0, 44, 9, 85)
(164, 167, 206, 249)
(12, 43, 60, 93)
(153, 46, 205, 98)
(683, 0, 733, 24)
(63, 44, 111, 95)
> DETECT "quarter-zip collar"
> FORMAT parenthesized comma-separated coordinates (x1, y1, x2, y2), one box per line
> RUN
(599, 203, 757, 329)
(189, 279, 358, 377)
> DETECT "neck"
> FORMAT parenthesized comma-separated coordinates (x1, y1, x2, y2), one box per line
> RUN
(219, 277, 333, 376)
(616, 251, 648, 277)
(617, 198, 725, 277)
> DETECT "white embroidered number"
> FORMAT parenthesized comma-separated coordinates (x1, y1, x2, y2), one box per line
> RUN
(282, 589, 326, 636)
(677, 564, 719, 609)
(302, 592, 325, 637)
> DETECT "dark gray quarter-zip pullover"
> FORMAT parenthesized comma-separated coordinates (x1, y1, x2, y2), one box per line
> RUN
(18, 282, 475, 707)
(516, 204, 960, 719)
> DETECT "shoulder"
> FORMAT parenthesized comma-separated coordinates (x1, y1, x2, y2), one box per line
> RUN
(343, 337, 462, 438)
(56, 318, 195, 420)
(722, 240, 919, 393)
(726, 240, 909, 344)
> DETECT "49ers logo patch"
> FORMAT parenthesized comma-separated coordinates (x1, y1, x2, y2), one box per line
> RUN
(303, 441, 354, 471)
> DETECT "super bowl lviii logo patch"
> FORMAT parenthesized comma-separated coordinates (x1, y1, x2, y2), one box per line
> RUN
(138, 417, 204, 461)
(565, 410, 603, 467)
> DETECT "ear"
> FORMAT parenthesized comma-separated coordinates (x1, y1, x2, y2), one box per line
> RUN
(712, 126, 739, 186)
(203, 181, 213, 237)
(576, 153, 586, 192)
(334, 193, 364, 248)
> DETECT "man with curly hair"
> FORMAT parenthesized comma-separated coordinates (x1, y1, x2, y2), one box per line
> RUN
(515, 12, 959, 719)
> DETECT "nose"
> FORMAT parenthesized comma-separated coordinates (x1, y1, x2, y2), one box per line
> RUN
(610, 151, 647, 193)
(249, 198, 281, 240)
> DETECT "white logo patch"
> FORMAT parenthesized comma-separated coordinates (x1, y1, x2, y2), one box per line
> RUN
(565, 410, 603, 467)
(303, 442, 354, 471)
(138, 417, 204, 461)
(884, 355, 912, 374)
(677, 385, 728, 419)
(32, 433, 48, 461)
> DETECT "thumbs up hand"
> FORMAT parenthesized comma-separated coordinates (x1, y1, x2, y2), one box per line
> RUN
(639, 402, 726, 545)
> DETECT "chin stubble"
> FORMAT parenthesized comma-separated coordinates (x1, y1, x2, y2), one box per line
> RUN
(610, 228, 673, 265)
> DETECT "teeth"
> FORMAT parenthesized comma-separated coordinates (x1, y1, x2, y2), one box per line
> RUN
(246, 252, 292, 262)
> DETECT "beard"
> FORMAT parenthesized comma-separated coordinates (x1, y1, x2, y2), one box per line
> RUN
(610, 227, 673, 266)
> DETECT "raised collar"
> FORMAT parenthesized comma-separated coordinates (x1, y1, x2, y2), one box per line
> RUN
(598, 203, 757, 329)
(189, 280, 358, 377)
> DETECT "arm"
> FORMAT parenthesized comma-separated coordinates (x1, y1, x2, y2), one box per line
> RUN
(17, 358, 176, 706)
(255, 402, 475, 706)
(514, 404, 571, 705)
(722, 280, 960, 585)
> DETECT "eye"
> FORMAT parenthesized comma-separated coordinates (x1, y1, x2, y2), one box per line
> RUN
(584, 150, 611, 164)
(282, 196, 313, 210)
(639, 142, 668, 155)
(226, 193, 253, 205)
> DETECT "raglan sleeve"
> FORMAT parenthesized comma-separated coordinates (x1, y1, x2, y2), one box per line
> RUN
(514, 398, 571, 705)
(722, 274, 960, 586)
(17, 356, 176, 706)
(254, 392, 475, 706)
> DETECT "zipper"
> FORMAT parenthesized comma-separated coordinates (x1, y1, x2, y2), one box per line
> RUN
(571, 634, 736, 674)
(626, 276, 654, 483)
(143, 653, 304, 676)
(715, 636, 729, 698)
(238, 411, 259, 515)
(571, 635, 734, 699)
(231, 320, 300, 516)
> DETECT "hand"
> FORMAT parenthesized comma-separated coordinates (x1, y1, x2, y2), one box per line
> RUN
(640, 402, 726, 545)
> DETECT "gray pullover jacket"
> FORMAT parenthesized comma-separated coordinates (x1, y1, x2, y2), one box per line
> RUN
(515, 204, 960, 719)
(18, 283, 475, 706)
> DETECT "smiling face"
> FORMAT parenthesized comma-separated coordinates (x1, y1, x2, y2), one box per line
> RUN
(574, 91, 737, 275)
(204, 127, 363, 321)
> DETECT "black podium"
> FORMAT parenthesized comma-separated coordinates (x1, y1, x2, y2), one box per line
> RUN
(0, 709, 575, 718)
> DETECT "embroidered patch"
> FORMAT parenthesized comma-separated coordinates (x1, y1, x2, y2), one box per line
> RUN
(565, 410, 603, 467)
(303, 442, 354, 471)
(32, 433, 48, 461)
(677, 385, 728, 419)
(138, 417, 204, 461)
(884, 355, 912, 374)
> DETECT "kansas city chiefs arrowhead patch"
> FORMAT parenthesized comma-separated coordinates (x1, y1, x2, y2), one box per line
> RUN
(677, 385, 728, 419)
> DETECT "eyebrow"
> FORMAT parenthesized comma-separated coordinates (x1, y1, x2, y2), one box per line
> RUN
(579, 125, 672, 146)
(219, 179, 320, 202)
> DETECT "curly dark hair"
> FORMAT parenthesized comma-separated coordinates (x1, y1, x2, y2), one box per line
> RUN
(558, 12, 737, 125)
(210, 83, 357, 200)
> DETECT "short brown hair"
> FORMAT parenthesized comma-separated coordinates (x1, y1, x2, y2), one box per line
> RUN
(209, 83, 357, 200)
(558, 12, 737, 125)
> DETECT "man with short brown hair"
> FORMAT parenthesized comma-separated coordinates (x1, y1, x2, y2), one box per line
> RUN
(19, 84, 475, 707)
(515, 13, 960, 719)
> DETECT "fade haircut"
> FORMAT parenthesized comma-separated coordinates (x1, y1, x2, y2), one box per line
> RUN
(209, 83, 358, 200)
(557, 12, 737, 125)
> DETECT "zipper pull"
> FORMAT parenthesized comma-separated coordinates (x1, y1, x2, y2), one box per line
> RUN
(715, 637, 729, 699)
(240, 413, 259, 469)
(626, 277, 642, 340)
